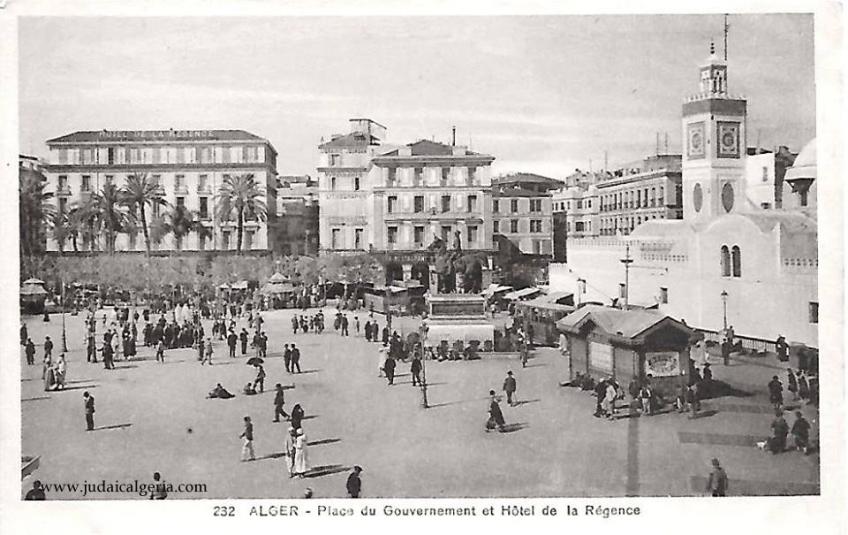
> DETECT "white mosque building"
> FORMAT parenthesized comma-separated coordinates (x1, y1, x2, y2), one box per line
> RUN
(550, 47, 818, 349)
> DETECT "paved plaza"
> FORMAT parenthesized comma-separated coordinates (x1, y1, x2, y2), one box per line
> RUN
(21, 309, 819, 499)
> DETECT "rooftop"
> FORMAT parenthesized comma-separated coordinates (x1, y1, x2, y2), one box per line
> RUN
(47, 129, 267, 144)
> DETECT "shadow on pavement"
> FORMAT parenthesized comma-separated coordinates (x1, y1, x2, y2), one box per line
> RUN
(701, 380, 754, 399)
(304, 464, 351, 478)
(22, 396, 51, 402)
(95, 423, 132, 431)
(500, 422, 529, 433)
(302, 415, 319, 421)
(256, 452, 287, 461)
(689, 409, 719, 419)
(296, 369, 321, 374)
(54, 384, 98, 391)
(307, 438, 341, 446)
(512, 399, 541, 407)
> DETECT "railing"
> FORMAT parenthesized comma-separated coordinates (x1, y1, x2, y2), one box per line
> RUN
(697, 328, 777, 354)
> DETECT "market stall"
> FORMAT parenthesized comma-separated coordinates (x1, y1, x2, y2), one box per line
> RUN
(516, 291, 575, 346)
(557, 305, 694, 398)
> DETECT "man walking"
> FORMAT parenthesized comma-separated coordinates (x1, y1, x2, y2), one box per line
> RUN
(83, 391, 95, 431)
(227, 330, 238, 358)
(155, 339, 165, 363)
(705, 458, 728, 496)
(273, 384, 289, 423)
(768, 375, 784, 410)
(25, 338, 36, 365)
(86, 332, 97, 363)
(283, 344, 292, 373)
(411, 355, 422, 387)
(383, 356, 396, 385)
(240, 416, 255, 462)
(239, 328, 249, 356)
(44, 336, 54, 363)
(791, 411, 811, 454)
(341, 314, 349, 336)
(290, 344, 301, 373)
(346, 466, 363, 498)
(769, 409, 789, 454)
(503, 371, 517, 406)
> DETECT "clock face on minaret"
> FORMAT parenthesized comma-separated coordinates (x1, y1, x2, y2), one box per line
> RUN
(717, 121, 741, 158)
(687, 122, 706, 159)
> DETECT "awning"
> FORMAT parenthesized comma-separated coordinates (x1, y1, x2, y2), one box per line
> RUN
(22, 278, 45, 285)
(425, 322, 494, 345)
(20, 285, 48, 296)
(482, 284, 513, 298)
(503, 287, 541, 301)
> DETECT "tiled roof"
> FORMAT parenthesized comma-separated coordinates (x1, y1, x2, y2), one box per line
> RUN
(557, 304, 692, 340)
(319, 132, 376, 149)
(47, 129, 267, 144)
(494, 173, 563, 186)
(380, 139, 484, 157)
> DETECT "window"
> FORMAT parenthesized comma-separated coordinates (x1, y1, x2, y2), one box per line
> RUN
(152, 202, 161, 218)
(414, 226, 425, 245)
(467, 167, 477, 183)
(467, 225, 478, 244)
(809, 302, 819, 324)
(331, 228, 341, 249)
(441, 195, 451, 213)
(152, 174, 162, 187)
(176, 197, 185, 209)
(387, 168, 397, 183)
(58, 198, 68, 214)
(530, 199, 542, 212)
(576, 200, 583, 209)
(175, 175, 185, 191)
(441, 226, 451, 242)
(354, 177, 360, 191)
(510, 199, 519, 212)
(104, 175, 113, 186)
(659, 287, 668, 304)
(414, 195, 424, 213)
(354, 228, 364, 250)
(222, 231, 231, 250)
(81, 175, 91, 192)
(199, 197, 209, 219)
(198, 174, 208, 192)
(330, 154, 341, 166)
(388, 196, 398, 214)
(414, 167, 423, 184)
(58, 175, 68, 190)
(731, 245, 741, 277)
(387, 226, 398, 245)
(530, 219, 542, 233)
(510, 220, 518, 233)
(331, 177, 337, 191)
(441, 167, 450, 184)
(199, 234, 207, 251)
(245, 230, 255, 249)
(493, 220, 500, 233)
(129, 233, 137, 250)
(720, 245, 731, 277)
(244, 146, 259, 162)
(467, 195, 477, 212)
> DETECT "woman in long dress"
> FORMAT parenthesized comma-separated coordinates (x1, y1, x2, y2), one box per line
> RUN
(54, 354, 67, 390)
(284, 427, 297, 478)
(602, 381, 617, 420)
(293, 428, 309, 477)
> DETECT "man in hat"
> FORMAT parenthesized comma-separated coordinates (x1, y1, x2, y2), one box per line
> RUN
(227, 329, 238, 358)
(83, 391, 95, 431)
(290, 343, 301, 373)
(239, 328, 249, 356)
(502, 371, 517, 406)
(769, 409, 789, 454)
(705, 458, 728, 497)
(791, 410, 812, 454)
(273, 383, 289, 422)
(346, 466, 363, 498)
(239, 416, 255, 462)
(411, 355, 423, 387)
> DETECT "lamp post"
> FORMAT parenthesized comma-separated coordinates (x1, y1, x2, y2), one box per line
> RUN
(61, 279, 68, 353)
(720, 290, 728, 331)
(619, 244, 633, 309)
(419, 322, 429, 409)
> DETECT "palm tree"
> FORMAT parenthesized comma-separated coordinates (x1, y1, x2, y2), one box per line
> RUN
(70, 195, 102, 252)
(19, 164, 55, 259)
(215, 173, 267, 254)
(49, 210, 72, 255)
(148, 214, 170, 251)
(93, 182, 131, 255)
(166, 204, 212, 251)
(121, 173, 166, 257)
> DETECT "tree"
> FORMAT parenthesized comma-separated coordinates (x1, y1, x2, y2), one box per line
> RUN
(69, 195, 102, 252)
(166, 204, 212, 251)
(92, 182, 131, 255)
(120, 173, 166, 257)
(215, 173, 267, 254)
(147, 214, 170, 251)
(19, 164, 55, 260)
(49, 210, 71, 255)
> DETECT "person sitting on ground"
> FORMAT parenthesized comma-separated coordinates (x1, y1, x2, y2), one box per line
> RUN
(243, 383, 257, 396)
(207, 383, 235, 399)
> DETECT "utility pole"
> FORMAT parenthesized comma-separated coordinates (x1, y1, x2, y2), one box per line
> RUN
(619, 244, 633, 309)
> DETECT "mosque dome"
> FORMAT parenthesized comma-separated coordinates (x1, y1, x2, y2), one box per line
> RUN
(785, 138, 816, 182)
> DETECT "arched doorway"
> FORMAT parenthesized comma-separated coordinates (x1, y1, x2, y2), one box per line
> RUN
(410, 261, 430, 290)
(384, 261, 403, 286)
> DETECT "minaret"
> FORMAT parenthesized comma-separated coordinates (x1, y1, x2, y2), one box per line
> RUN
(681, 41, 747, 224)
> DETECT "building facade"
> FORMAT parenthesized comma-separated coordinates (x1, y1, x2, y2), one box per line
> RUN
(43, 129, 278, 252)
(272, 175, 319, 256)
(552, 185, 599, 239)
(491, 173, 560, 255)
(549, 46, 818, 348)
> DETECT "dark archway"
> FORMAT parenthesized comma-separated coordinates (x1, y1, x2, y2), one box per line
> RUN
(385, 261, 403, 286)
(410, 261, 430, 290)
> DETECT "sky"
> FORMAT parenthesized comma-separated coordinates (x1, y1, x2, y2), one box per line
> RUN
(18, 14, 815, 178)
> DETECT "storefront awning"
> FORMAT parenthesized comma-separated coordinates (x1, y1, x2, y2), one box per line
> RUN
(503, 287, 541, 301)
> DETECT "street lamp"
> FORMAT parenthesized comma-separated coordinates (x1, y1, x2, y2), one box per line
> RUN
(419, 322, 429, 409)
(61, 279, 68, 353)
(619, 244, 633, 309)
(720, 290, 728, 331)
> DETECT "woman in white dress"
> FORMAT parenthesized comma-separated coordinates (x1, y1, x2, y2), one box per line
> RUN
(293, 428, 309, 477)
(54, 354, 67, 390)
(602, 381, 617, 420)
(284, 427, 297, 478)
